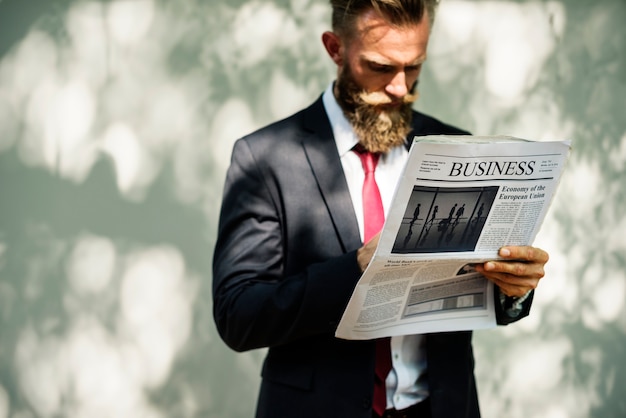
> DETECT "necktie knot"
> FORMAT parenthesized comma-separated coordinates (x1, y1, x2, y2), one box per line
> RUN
(353, 144, 380, 174)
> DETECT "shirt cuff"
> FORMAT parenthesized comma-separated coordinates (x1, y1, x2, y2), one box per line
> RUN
(499, 289, 532, 318)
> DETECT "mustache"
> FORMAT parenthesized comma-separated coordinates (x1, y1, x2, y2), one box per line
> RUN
(358, 86, 419, 107)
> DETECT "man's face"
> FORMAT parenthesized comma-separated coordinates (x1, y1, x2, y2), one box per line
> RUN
(335, 60, 417, 154)
(332, 9, 431, 153)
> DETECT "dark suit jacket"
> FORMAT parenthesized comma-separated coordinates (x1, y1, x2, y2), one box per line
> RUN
(213, 96, 532, 418)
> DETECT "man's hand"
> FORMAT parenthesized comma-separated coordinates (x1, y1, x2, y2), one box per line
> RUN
(475, 246, 549, 298)
(356, 232, 380, 272)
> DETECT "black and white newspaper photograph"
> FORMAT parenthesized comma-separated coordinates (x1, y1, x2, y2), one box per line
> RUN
(391, 185, 499, 254)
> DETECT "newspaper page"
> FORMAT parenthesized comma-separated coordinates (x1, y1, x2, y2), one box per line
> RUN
(335, 135, 571, 340)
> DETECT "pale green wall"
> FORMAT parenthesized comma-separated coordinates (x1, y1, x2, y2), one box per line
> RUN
(0, 0, 624, 417)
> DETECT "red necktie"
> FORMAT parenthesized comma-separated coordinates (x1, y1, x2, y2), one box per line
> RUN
(354, 145, 392, 416)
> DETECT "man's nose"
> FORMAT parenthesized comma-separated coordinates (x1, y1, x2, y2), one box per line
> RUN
(385, 71, 408, 98)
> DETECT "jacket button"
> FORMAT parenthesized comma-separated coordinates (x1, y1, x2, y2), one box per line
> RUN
(362, 395, 372, 409)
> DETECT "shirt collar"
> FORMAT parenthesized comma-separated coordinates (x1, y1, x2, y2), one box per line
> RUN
(322, 83, 359, 157)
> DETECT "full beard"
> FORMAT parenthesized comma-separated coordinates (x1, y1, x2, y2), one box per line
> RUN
(335, 65, 418, 154)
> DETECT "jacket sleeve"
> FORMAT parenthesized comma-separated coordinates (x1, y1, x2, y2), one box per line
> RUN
(494, 286, 534, 325)
(212, 138, 362, 352)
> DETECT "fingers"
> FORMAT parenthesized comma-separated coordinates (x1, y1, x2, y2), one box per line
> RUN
(484, 274, 539, 297)
(481, 259, 546, 280)
(498, 245, 549, 264)
(482, 246, 548, 278)
(475, 265, 540, 297)
(474, 246, 549, 297)
(356, 232, 381, 272)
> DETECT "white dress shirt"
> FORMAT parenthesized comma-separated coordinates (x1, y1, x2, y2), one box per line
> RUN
(322, 84, 429, 410)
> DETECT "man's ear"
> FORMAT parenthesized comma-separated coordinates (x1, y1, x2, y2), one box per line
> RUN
(322, 31, 344, 66)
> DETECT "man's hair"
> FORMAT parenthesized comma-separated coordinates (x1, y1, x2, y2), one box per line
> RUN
(330, 0, 438, 38)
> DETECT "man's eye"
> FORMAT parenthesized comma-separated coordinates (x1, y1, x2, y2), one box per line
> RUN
(369, 63, 393, 73)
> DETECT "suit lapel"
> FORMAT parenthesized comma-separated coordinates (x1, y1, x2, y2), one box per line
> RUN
(299, 97, 362, 252)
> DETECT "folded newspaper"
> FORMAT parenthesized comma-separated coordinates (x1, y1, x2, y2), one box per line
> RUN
(335, 135, 571, 340)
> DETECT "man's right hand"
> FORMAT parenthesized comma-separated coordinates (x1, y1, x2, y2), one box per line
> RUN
(356, 232, 381, 272)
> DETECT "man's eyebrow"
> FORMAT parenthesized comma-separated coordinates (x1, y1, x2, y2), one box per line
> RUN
(361, 54, 427, 68)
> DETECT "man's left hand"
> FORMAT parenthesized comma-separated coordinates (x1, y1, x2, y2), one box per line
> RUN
(475, 246, 549, 298)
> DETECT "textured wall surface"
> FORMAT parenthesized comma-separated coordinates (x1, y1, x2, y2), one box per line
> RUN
(0, 0, 624, 417)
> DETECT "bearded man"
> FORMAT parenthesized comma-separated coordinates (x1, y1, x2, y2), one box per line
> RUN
(213, 1, 549, 417)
